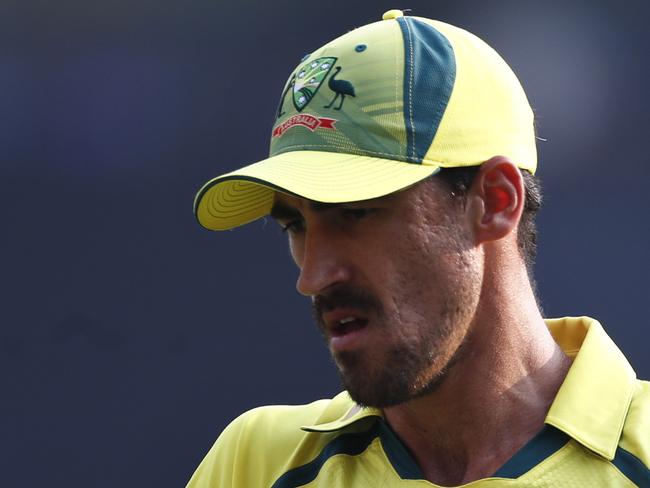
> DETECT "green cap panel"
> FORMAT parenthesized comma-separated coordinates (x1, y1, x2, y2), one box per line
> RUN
(396, 17, 455, 163)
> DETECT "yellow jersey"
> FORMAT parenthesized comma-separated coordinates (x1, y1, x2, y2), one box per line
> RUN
(187, 317, 650, 487)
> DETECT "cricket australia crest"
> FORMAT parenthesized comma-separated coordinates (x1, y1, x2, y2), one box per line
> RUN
(277, 57, 337, 117)
(292, 57, 336, 111)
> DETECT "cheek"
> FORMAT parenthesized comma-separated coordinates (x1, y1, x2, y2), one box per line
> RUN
(369, 241, 439, 320)
(387, 223, 480, 310)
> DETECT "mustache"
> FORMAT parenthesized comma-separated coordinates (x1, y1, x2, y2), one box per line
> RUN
(312, 285, 384, 327)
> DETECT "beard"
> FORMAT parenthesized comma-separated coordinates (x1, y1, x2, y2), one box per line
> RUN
(312, 283, 475, 409)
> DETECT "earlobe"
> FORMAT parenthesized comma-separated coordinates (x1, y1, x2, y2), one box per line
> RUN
(470, 156, 525, 244)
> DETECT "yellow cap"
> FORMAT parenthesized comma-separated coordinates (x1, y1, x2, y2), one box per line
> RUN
(194, 13, 536, 231)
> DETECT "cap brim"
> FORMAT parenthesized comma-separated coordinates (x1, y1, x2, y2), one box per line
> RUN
(194, 150, 440, 230)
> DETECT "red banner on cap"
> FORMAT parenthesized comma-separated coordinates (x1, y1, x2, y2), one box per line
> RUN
(272, 114, 337, 138)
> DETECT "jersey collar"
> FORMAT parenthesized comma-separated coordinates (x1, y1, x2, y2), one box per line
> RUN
(301, 398, 382, 433)
(544, 316, 636, 460)
(301, 317, 637, 462)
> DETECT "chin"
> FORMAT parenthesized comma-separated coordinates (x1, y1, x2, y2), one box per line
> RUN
(334, 351, 447, 408)
(335, 337, 468, 408)
(343, 370, 452, 408)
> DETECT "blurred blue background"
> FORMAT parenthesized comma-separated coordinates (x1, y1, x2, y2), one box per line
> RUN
(1, 0, 649, 485)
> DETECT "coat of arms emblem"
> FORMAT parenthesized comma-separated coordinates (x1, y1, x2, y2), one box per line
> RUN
(292, 57, 336, 111)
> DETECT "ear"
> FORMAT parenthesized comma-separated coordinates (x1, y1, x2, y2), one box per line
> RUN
(467, 156, 525, 245)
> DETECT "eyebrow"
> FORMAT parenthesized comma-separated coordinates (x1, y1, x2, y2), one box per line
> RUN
(270, 201, 301, 221)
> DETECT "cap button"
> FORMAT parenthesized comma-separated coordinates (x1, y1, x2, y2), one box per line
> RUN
(382, 9, 404, 20)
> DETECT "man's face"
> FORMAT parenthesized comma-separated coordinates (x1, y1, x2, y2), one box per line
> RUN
(271, 179, 483, 408)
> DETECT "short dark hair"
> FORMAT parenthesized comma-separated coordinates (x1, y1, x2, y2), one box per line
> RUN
(434, 166, 542, 275)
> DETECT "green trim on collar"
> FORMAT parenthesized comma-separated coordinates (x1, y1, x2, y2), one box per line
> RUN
(492, 425, 570, 478)
(271, 426, 381, 488)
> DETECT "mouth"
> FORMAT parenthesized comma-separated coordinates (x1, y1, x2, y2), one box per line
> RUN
(322, 310, 370, 351)
(330, 316, 369, 337)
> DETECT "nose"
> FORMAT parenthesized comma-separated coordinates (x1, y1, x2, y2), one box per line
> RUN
(295, 222, 352, 297)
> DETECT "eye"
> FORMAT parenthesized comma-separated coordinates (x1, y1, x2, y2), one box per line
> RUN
(280, 219, 305, 234)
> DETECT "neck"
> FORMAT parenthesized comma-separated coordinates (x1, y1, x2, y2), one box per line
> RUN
(382, 258, 572, 486)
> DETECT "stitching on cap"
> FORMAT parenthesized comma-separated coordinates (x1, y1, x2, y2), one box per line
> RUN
(394, 24, 399, 121)
(404, 18, 416, 159)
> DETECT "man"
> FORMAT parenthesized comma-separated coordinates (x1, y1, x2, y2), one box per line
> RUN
(188, 10, 649, 487)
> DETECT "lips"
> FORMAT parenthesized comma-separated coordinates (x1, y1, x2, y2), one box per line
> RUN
(321, 309, 370, 350)
(330, 317, 369, 337)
